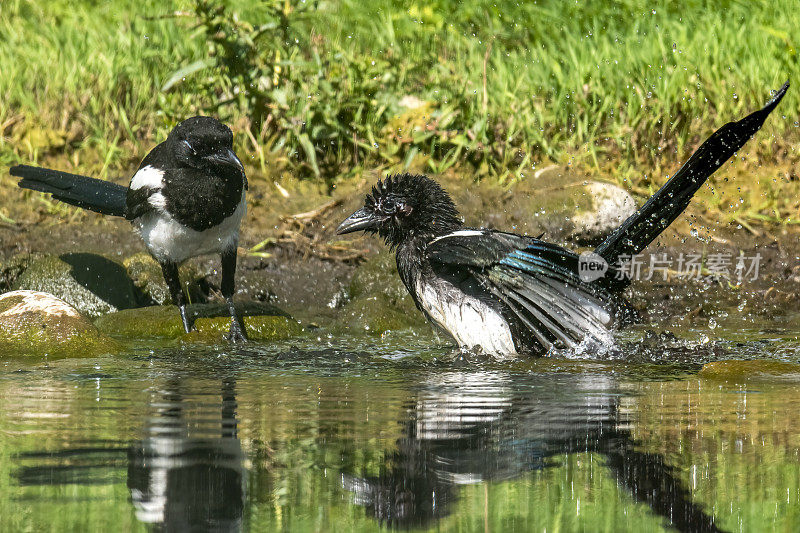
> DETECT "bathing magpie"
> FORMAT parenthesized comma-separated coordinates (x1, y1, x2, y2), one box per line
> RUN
(10, 116, 249, 342)
(337, 82, 789, 357)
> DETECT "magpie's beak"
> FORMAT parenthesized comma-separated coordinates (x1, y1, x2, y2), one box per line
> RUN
(208, 148, 245, 177)
(336, 207, 385, 235)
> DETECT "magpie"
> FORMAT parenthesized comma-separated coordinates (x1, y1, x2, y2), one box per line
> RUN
(344, 372, 720, 531)
(337, 82, 789, 357)
(10, 116, 249, 342)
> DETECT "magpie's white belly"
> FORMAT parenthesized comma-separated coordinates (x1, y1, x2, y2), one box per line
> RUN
(134, 193, 246, 264)
(414, 371, 512, 444)
(415, 278, 517, 357)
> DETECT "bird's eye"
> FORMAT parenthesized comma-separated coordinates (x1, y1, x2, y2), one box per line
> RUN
(381, 199, 396, 213)
(182, 139, 197, 155)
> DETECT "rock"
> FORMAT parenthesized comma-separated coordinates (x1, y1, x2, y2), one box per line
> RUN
(513, 171, 638, 243)
(699, 359, 800, 382)
(348, 251, 409, 303)
(397, 95, 427, 109)
(335, 252, 427, 335)
(0, 253, 34, 292)
(384, 98, 435, 139)
(123, 252, 208, 306)
(0, 290, 117, 358)
(232, 247, 355, 323)
(337, 293, 426, 336)
(94, 302, 303, 341)
(13, 253, 140, 318)
(569, 181, 636, 244)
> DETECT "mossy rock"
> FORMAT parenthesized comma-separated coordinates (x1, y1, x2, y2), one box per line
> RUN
(0, 253, 35, 292)
(699, 359, 800, 381)
(13, 253, 140, 318)
(185, 315, 303, 342)
(95, 302, 303, 341)
(335, 293, 427, 336)
(336, 252, 426, 335)
(0, 290, 117, 358)
(12, 124, 71, 152)
(123, 252, 208, 306)
(383, 97, 435, 137)
(348, 251, 411, 302)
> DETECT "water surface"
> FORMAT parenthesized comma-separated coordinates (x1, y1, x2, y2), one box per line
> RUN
(1, 321, 800, 532)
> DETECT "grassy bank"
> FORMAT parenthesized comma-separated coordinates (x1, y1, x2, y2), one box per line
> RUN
(0, 1, 798, 219)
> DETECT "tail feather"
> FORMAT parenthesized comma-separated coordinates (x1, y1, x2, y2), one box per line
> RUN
(11, 165, 128, 217)
(596, 81, 789, 264)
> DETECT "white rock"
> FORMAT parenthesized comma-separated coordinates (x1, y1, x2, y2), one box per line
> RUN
(0, 290, 82, 319)
(571, 181, 637, 241)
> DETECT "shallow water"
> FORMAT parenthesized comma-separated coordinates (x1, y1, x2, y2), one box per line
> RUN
(2, 320, 800, 532)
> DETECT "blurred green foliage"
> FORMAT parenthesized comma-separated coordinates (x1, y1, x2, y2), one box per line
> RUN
(0, 0, 797, 186)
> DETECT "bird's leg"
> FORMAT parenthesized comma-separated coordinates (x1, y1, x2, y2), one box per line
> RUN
(222, 247, 248, 343)
(160, 261, 194, 333)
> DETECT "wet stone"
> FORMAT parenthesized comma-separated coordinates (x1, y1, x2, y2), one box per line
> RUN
(0, 290, 117, 358)
(335, 252, 427, 335)
(94, 302, 303, 341)
(516, 173, 637, 244)
(699, 359, 800, 381)
(0, 253, 33, 292)
(123, 252, 209, 306)
(12, 253, 140, 318)
(569, 181, 636, 244)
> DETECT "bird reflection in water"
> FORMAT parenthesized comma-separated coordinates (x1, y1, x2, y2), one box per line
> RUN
(127, 376, 245, 532)
(342, 371, 722, 533)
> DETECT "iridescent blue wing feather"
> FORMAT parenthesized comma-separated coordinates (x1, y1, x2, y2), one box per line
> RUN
(427, 230, 634, 354)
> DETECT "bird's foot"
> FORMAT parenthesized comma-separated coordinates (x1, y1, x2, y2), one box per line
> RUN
(224, 296, 248, 343)
(179, 306, 197, 334)
(226, 318, 249, 343)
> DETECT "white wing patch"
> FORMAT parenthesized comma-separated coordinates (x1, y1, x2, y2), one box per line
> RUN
(429, 229, 486, 244)
(415, 277, 517, 357)
(130, 165, 165, 191)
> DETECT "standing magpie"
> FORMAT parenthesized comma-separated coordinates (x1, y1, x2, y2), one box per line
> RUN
(10, 116, 249, 342)
(337, 82, 789, 357)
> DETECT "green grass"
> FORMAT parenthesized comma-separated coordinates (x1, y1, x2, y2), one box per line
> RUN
(0, 0, 797, 190)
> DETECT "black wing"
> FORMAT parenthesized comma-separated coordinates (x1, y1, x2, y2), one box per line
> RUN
(125, 186, 157, 220)
(124, 141, 170, 221)
(427, 230, 634, 354)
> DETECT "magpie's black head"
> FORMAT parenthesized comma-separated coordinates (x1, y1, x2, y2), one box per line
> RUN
(337, 173, 462, 247)
(169, 116, 246, 185)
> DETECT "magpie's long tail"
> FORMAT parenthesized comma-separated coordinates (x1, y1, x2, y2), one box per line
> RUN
(11, 165, 128, 217)
(595, 81, 789, 265)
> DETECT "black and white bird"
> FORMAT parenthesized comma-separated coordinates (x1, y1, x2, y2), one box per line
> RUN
(337, 82, 789, 357)
(11, 116, 249, 342)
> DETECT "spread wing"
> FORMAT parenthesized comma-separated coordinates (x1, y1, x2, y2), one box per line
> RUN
(426, 230, 634, 354)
